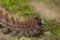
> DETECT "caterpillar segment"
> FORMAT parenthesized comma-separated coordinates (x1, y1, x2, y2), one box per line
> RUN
(0, 5, 43, 37)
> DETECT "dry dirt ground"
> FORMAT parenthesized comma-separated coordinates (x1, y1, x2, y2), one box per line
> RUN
(29, 0, 60, 22)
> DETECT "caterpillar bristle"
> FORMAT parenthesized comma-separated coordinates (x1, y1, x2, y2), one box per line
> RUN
(0, 5, 43, 37)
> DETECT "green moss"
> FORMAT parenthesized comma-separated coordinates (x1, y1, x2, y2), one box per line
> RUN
(0, 0, 33, 17)
(42, 19, 60, 37)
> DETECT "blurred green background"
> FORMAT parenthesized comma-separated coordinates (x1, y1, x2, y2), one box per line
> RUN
(0, 0, 35, 17)
(0, 0, 60, 40)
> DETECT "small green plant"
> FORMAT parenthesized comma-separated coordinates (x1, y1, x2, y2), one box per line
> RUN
(16, 36, 33, 40)
(42, 19, 60, 37)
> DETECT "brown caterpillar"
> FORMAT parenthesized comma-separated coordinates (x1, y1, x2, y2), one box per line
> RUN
(0, 5, 43, 37)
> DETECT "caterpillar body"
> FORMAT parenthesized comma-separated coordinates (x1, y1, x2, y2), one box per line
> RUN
(0, 5, 43, 37)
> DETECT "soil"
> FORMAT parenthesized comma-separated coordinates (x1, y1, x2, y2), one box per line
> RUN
(28, 0, 60, 22)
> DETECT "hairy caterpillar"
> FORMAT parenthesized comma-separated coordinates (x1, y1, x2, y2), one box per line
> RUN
(0, 5, 43, 37)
